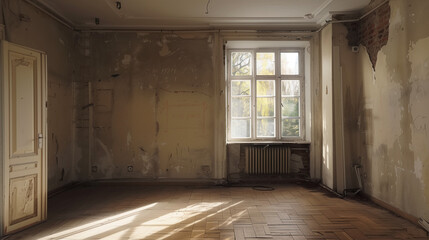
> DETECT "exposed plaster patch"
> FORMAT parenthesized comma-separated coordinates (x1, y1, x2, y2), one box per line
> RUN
(140, 153, 153, 175)
(174, 165, 183, 173)
(158, 37, 172, 56)
(121, 54, 132, 65)
(390, 6, 402, 28)
(139, 148, 159, 176)
(95, 138, 114, 178)
(414, 158, 423, 182)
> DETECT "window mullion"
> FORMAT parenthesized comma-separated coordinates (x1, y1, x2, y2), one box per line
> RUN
(252, 49, 256, 140)
(227, 50, 231, 140)
(276, 50, 281, 140)
(300, 49, 305, 139)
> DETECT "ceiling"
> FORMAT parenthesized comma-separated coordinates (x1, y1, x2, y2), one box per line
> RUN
(35, 0, 371, 30)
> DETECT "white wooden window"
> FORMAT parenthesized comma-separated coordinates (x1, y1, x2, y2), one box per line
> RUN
(227, 48, 305, 141)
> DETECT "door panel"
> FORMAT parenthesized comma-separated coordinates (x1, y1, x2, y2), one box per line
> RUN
(10, 52, 38, 157)
(9, 175, 37, 225)
(2, 41, 47, 234)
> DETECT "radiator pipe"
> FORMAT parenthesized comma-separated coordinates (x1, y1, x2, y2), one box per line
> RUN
(344, 164, 362, 196)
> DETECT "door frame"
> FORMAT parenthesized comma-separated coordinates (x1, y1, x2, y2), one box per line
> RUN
(0, 40, 4, 237)
(0, 40, 48, 235)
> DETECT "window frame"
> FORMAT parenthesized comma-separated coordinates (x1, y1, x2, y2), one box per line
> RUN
(227, 47, 305, 142)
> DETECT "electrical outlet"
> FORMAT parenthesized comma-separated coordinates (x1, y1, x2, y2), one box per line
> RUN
(91, 166, 98, 173)
(127, 166, 133, 172)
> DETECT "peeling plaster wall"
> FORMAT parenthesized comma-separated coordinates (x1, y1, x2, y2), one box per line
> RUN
(86, 32, 215, 180)
(332, 24, 360, 190)
(2, 0, 77, 191)
(339, 0, 429, 220)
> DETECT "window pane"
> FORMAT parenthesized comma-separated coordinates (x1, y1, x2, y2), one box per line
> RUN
(231, 97, 250, 118)
(282, 97, 299, 117)
(257, 80, 275, 96)
(257, 97, 275, 117)
(282, 119, 300, 137)
(281, 80, 300, 96)
(231, 119, 250, 138)
(281, 52, 299, 75)
(256, 52, 275, 75)
(257, 118, 275, 137)
(231, 80, 250, 96)
(231, 52, 252, 76)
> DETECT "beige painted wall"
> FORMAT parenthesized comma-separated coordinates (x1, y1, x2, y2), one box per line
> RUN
(310, 34, 323, 180)
(338, 0, 429, 220)
(2, 0, 77, 191)
(1, 1, 323, 189)
(332, 23, 359, 191)
(321, 24, 335, 189)
(86, 32, 216, 180)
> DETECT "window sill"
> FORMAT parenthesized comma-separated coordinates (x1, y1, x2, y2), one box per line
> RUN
(226, 140, 310, 145)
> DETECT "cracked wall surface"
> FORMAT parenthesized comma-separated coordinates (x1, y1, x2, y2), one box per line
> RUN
(338, 0, 429, 220)
(5, 2, 429, 225)
(86, 32, 215, 179)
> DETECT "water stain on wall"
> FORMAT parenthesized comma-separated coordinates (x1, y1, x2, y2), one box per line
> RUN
(339, 0, 429, 220)
(87, 32, 215, 180)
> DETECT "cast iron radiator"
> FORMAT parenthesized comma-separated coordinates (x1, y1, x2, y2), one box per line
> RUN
(244, 145, 288, 175)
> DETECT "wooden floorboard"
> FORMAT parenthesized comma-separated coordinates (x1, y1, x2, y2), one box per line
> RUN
(6, 183, 429, 240)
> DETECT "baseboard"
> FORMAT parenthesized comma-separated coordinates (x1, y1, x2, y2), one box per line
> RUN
(89, 178, 224, 186)
(47, 181, 82, 198)
(363, 193, 419, 225)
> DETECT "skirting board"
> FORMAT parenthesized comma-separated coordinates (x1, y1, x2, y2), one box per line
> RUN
(90, 178, 224, 186)
(363, 193, 419, 225)
(48, 181, 83, 198)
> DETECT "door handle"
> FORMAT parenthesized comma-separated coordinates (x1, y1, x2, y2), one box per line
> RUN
(38, 133, 43, 149)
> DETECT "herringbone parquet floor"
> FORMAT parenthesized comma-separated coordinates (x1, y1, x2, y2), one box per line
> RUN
(7, 183, 429, 240)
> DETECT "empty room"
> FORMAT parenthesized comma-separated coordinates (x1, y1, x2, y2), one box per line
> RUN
(0, 0, 428, 239)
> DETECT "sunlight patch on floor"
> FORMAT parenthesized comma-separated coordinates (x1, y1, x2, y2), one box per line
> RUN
(36, 201, 245, 240)
(37, 202, 158, 240)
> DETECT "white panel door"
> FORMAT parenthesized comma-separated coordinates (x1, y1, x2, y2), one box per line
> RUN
(1, 41, 47, 234)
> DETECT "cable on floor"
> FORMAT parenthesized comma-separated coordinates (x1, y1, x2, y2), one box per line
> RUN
(251, 186, 275, 191)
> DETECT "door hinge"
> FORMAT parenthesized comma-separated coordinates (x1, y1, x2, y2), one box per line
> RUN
(45, 101, 48, 108)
